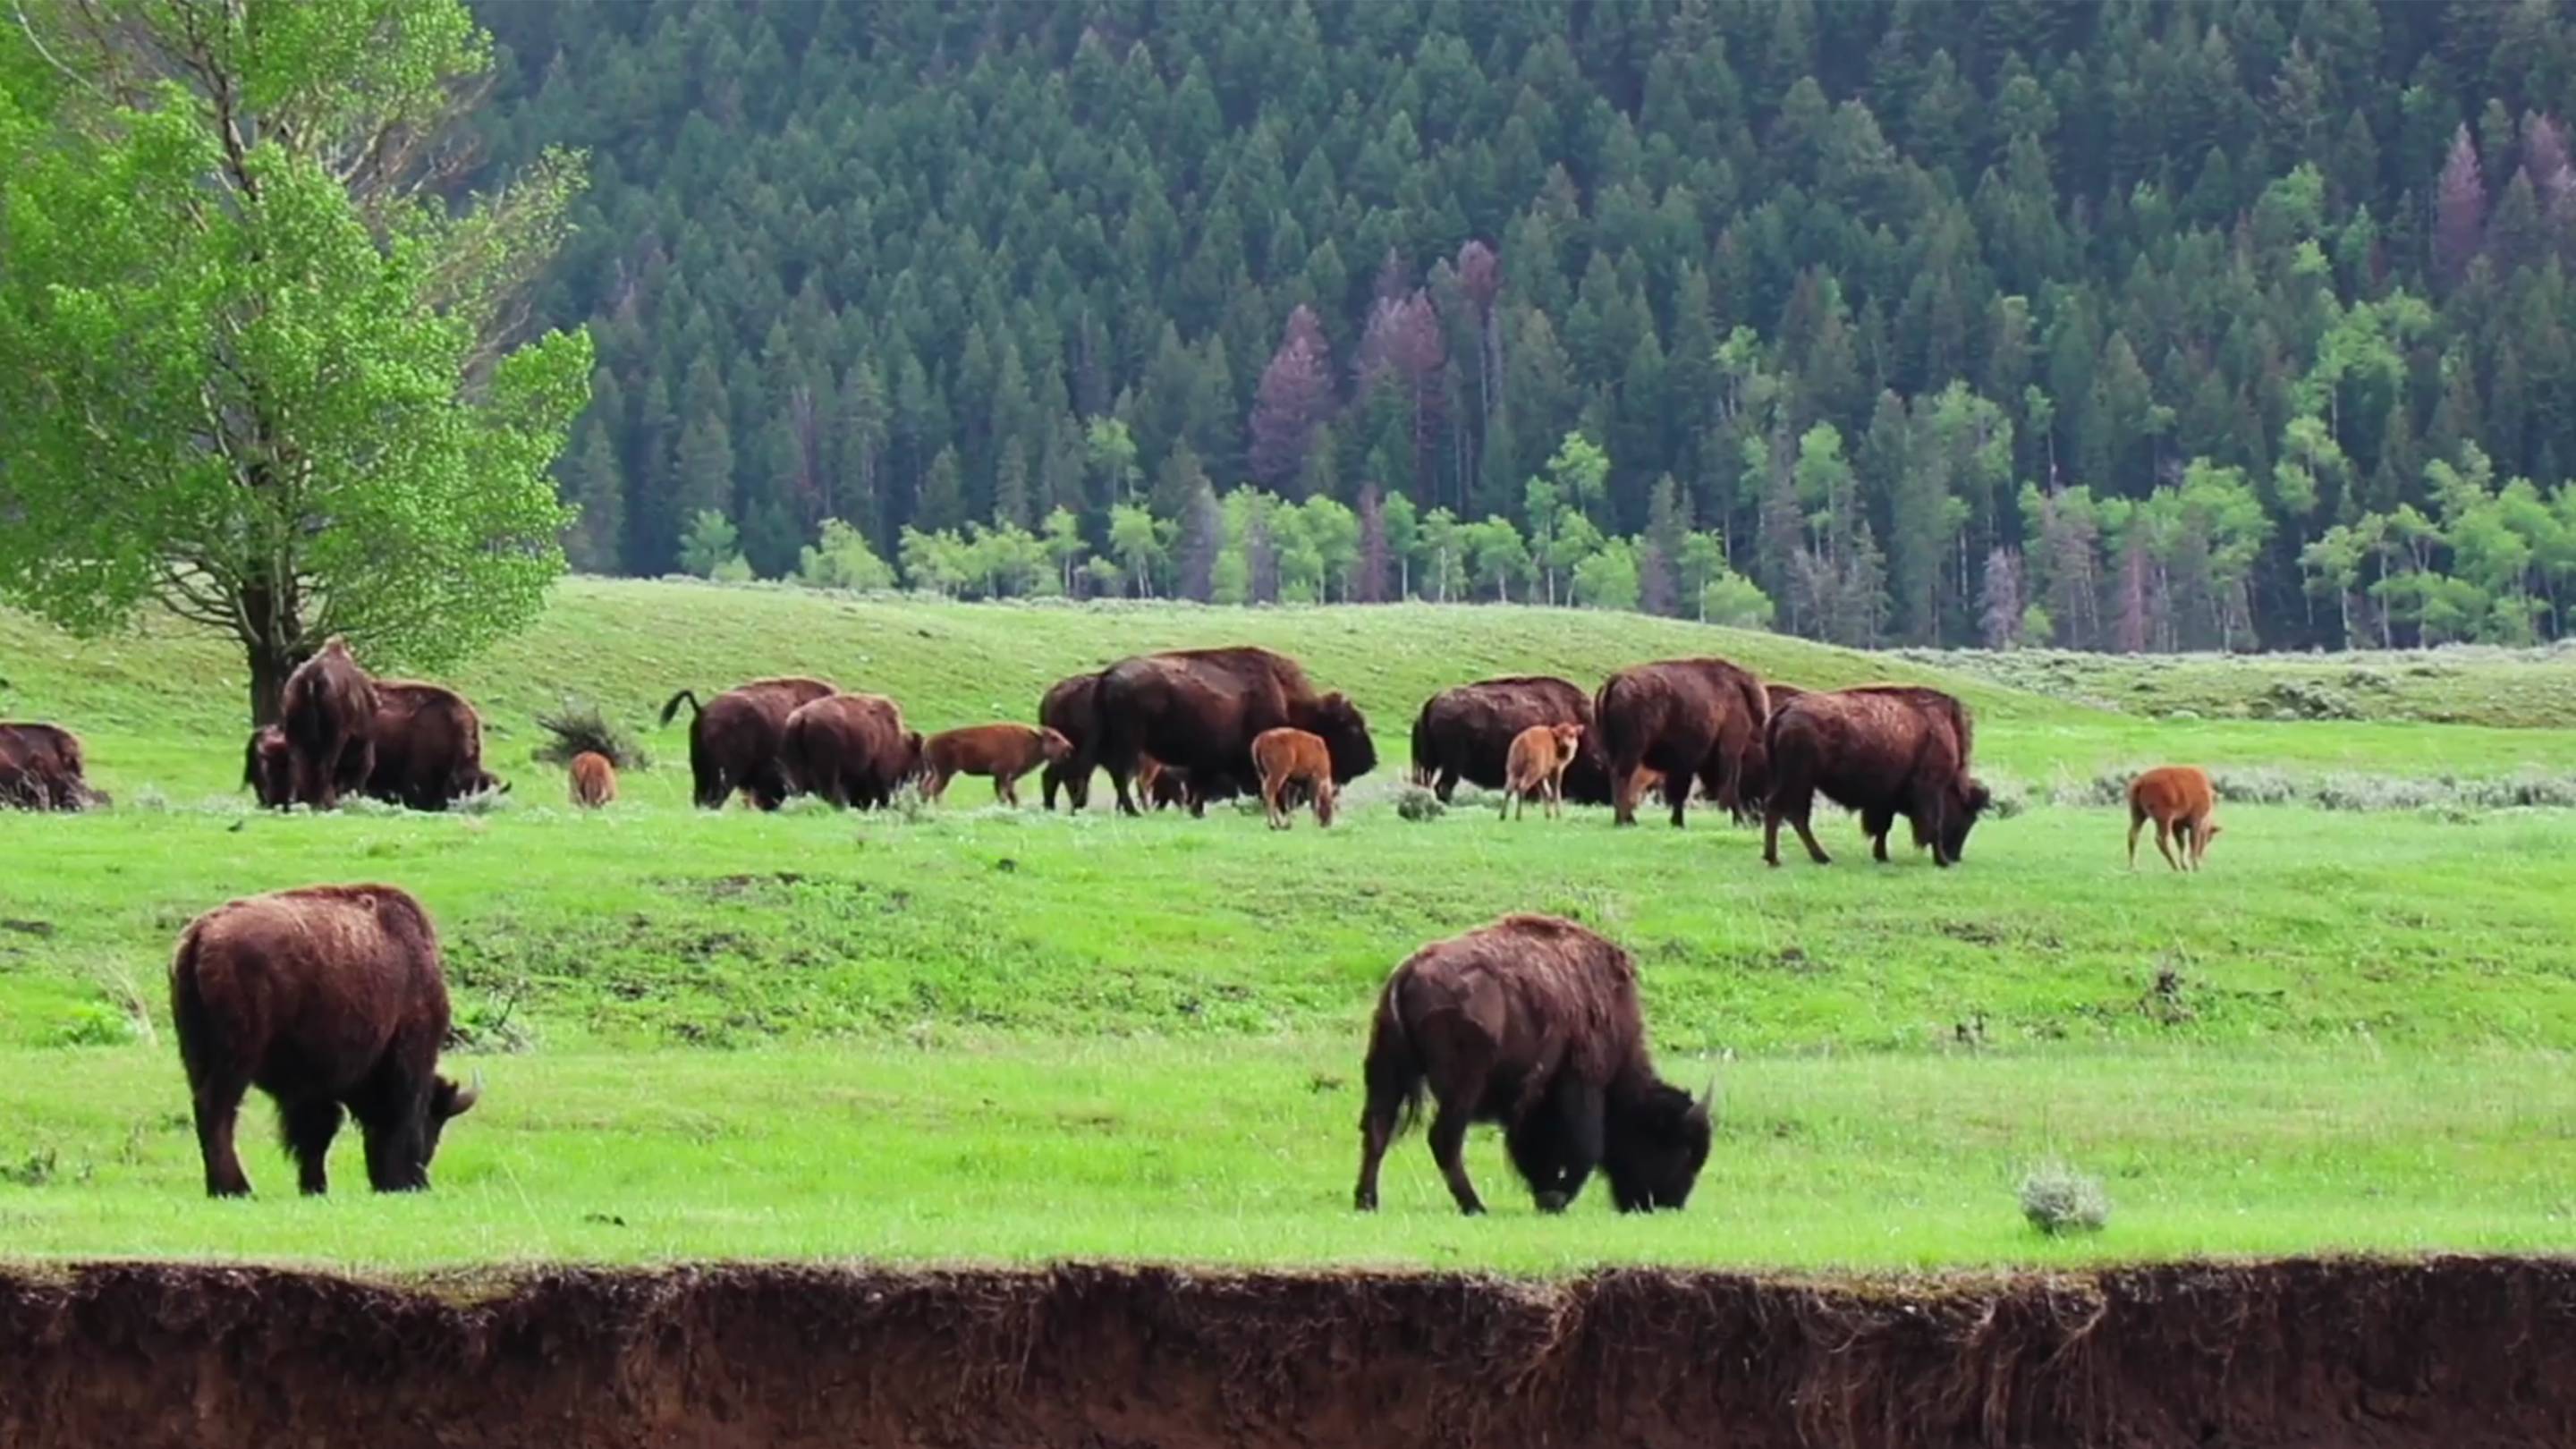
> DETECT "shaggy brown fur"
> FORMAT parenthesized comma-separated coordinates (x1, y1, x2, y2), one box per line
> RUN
(780, 693, 919, 809)
(1500, 723, 1586, 820)
(1410, 676, 1613, 804)
(569, 751, 618, 809)
(242, 725, 291, 809)
(1355, 913, 1711, 1216)
(1087, 647, 1377, 816)
(365, 681, 501, 810)
(279, 637, 377, 810)
(661, 676, 837, 809)
(1251, 726, 1336, 829)
(0, 723, 105, 811)
(169, 885, 478, 1198)
(1037, 674, 1100, 810)
(1593, 658, 1770, 827)
(921, 724, 1075, 807)
(2129, 765, 2221, 871)
(1763, 685, 1989, 869)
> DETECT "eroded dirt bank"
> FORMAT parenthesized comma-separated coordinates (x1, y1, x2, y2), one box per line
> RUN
(1, 1257, 2569, 1448)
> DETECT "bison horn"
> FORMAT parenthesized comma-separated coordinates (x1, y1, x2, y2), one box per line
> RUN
(451, 1072, 484, 1114)
(1687, 1075, 1716, 1125)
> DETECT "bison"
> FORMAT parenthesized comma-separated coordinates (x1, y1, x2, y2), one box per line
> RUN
(1088, 647, 1376, 816)
(1593, 658, 1769, 827)
(2128, 765, 2220, 871)
(569, 751, 618, 809)
(1501, 723, 1585, 821)
(169, 884, 479, 1198)
(0, 723, 105, 810)
(1038, 674, 1100, 810)
(660, 676, 837, 809)
(1409, 676, 1614, 805)
(243, 725, 292, 809)
(365, 681, 501, 811)
(1763, 685, 1990, 869)
(921, 724, 1074, 807)
(1252, 726, 1336, 828)
(279, 636, 377, 810)
(1354, 913, 1712, 1216)
(780, 692, 920, 809)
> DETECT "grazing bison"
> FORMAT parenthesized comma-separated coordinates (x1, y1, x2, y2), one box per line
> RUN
(1763, 685, 1990, 869)
(365, 681, 501, 811)
(2129, 765, 2221, 871)
(1593, 658, 1769, 827)
(279, 637, 377, 810)
(921, 724, 1074, 807)
(660, 676, 837, 809)
(1038, 674, 1101, 810)
(0, 723, 105, 810)
(1501, 723, 1586, 820)
(1089, 647, 1376, 816)
(243, 725, 292, 809)
(1410, 676, 1614, 805)
(569, 751, 618, 809)
(1251, 726, 1336, 829)
(169, 884, 479, 1198)
(780, 692, 920, 809)
(1354, 913, 1712, 1216)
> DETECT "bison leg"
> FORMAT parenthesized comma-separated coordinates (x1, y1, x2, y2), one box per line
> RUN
(1428, 1100, 1485, 1216)
(1510, 1077, 1604, 1213)
(1612, 765, 1639, 826)
(1768, 787, 1831, 867)
(1861, 806, 1895, 863)
(2127, 808, 2146, 869)
(1434, 767, 1459, 804)
(280, 1097, 345, 1197)
(1354, 1099, 1400, 1213)
(2155, 819, 2182, 872)
(191, 1076, 254, 1199)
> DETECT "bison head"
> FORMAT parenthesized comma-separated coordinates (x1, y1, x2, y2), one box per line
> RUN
(1939, 777, 1993, 864)
(1603, 1079, 1714, 1213)
(1303, 692, 1377, 784)
(420, 1072, 482, 1170)
(1037, 726, 1076, 764)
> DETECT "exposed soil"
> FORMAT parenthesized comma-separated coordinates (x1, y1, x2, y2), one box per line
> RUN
(2, 1256, 2570, 1448)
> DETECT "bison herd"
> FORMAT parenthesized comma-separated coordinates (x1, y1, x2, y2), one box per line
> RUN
(4, 634, 2241, 1214)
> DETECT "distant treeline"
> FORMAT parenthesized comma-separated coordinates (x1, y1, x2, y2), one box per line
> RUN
(473, 0, 2576, 648)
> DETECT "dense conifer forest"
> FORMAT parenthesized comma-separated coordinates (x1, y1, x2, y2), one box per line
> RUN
(475, 0, 2576, 650)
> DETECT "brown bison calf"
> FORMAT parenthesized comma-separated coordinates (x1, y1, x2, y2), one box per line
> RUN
(170, 885, 479, 1198)
(1501, 723, 1585, 820)
(922, 724, 1074, 807)
(1355, 913, 1711, 1216)
(243, 725, 292, 809)
(2129, 765, 2221, 871)
(1252, 726, 1336, 828)
(569, 751, 618, 809)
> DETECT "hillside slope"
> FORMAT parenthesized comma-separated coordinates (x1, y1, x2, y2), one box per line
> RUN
(9, 580, 2576, 794)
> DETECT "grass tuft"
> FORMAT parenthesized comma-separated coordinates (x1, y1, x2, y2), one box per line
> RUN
(2019, 1162, 2112, 1236)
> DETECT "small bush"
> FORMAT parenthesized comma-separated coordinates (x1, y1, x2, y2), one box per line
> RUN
(453, 784, 513, 817)
(2019, 1162, 2111, 1235)
(0, 1147, 62, 1188)
(533, 699, 651, 771)
(1394, 786, 1446, 822)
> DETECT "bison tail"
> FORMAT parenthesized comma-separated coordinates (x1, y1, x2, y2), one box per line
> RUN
(1361, 984, 1428, 1138)
(168, 926, 212, 1086)
(1408, 699, 1436, 784)
(657, 690, 702, 729)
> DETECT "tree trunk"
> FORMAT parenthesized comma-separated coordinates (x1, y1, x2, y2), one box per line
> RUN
(239, 580, 305, 727)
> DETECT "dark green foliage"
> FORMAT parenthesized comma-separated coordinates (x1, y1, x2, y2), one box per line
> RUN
(533, 699, 651, 773)
(479, 0, 2576, 648)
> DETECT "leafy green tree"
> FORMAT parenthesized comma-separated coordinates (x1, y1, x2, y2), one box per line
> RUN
(1041, 507, 1088, 594)
(795, 519, 897, 591)
(680, 510, 743, 579)
(0, 0, 592, 723)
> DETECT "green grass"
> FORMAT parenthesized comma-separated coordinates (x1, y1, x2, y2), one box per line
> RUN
(1914, 641, 2576, 729)
(4, 1043, 2569, 1271)
(3, 580, 2574, 1270)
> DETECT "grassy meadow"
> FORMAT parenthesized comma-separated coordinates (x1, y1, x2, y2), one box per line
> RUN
(2, 579, 2573, 1272)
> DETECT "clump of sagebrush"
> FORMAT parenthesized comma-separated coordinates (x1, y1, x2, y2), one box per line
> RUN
(1394, 785, 1446, 822)
(2055, 765, 2576, 813)
(2019, 1162, 2111, 1235)
(533, 699, 650, 771)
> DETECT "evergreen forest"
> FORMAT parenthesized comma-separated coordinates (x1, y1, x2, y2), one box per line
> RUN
(475, 0, 2576, 650)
